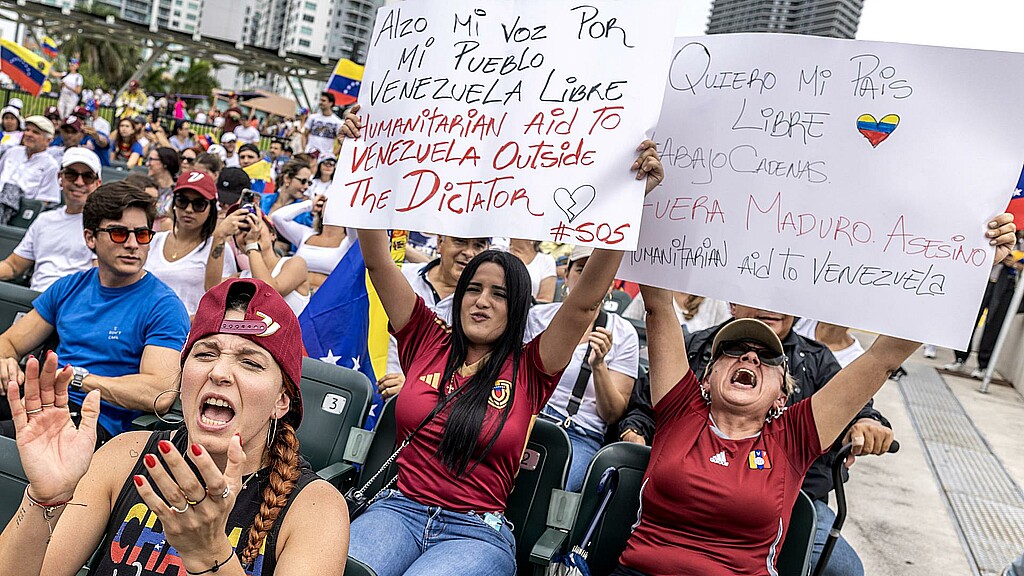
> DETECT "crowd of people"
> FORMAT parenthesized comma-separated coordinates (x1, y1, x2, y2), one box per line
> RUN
(0, 88, 1016, 576)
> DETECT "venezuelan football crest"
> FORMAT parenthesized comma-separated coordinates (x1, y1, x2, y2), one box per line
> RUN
(488, 380, 512, 409)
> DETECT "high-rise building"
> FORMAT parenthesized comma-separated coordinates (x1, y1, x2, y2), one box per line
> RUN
(706, 0, 864, 39)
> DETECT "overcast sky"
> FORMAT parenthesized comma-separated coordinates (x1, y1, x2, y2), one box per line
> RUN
(676, 0, 1024, 53)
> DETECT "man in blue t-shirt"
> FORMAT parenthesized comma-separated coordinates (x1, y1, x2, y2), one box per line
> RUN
(0, 182, 189, 441)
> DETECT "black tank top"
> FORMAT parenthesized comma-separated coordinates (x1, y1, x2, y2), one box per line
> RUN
(89, 429, 318, 576)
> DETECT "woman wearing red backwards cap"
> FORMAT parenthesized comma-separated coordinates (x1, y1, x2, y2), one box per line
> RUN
(613, 213, 1017, 576)
(0, 278, 349, 576)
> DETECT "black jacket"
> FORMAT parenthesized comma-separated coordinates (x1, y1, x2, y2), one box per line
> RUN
(618, 319, 890, 501)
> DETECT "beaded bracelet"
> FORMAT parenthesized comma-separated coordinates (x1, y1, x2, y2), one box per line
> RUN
(185, 550, 237, 575)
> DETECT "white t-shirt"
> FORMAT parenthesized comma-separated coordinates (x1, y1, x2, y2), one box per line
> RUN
(224, 153, 240, 168)
(144, 231, 237, 315)
(60, 73, 83, 102)
(240, 256, 309, 317)
(0, 146, 60, 203)
(233, 125, 261, 145)
(523, 252, 556, 298)
(527, 302, 639, 435)
(303, 112, 343, 158)
(793, 318, 865, 368)
(13, 207, 94, 291)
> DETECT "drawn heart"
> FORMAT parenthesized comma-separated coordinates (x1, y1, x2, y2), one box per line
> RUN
(553, 185, 596, 223)
(857, 113, 900, 148)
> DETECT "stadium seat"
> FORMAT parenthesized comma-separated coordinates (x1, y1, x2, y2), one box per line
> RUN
(8, 198, 44, 229)
(344, 557, 378, 576)
(0, 434, 28, 529)
(0, 281, 40, 333)
(0, 225, 26, 261)
(777, 490, 817, 576)
(355, 398, 400, 496)
(295, 357, 374, 488)
(100, 165, 130, 183)
(508, 418, 571, 575)
(602, 290, 632, 316)
(530, 441, 650, 575)
(131, 396, 184, 431)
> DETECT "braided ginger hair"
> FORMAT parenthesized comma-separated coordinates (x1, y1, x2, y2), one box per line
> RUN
(240, 377, 302, 567)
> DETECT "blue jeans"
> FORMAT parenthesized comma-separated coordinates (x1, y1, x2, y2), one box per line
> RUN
(809, 499, 864, 576)
(348, 489, 517, 576)
(541, 406, 604, 492)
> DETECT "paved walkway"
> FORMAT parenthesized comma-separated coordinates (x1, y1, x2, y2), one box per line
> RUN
(839, 345, 1024, 576)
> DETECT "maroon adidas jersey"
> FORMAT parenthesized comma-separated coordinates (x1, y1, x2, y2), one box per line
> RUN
(619, 371, 825, 575)
(391, 297, 561, 513)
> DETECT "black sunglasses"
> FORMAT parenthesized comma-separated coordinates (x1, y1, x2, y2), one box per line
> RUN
(180, 155, 197, 163)
(95, 226, 154, 245)
(294, 177, 310, 186)
(174, 194, 211, 212)
(717, 340, 786, 367)
(62, 168, 98, 184)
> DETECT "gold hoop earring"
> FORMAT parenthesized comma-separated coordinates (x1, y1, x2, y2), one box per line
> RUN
(152, 389, 181, 425)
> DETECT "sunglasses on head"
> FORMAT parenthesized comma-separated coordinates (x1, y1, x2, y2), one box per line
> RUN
(717, 340, 786, 367)
(174, 194, 211, 212)
(95, 226, 154, 245)
(62, 168, 98, 184)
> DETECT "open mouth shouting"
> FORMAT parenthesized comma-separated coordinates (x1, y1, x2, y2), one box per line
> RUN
(198, 393, 236, 430)
(731, 367, 758, 388)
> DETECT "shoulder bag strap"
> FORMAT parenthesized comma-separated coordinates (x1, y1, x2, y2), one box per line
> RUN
(565, 310, 609, 423)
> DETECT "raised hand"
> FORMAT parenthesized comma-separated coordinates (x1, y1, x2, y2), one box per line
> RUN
(7, 352, 100, 504)
(987, 213, 1016, 264)
(340, 104, 362, 139)
(631, 139, 664, 194)
(133, 435, 247, 573)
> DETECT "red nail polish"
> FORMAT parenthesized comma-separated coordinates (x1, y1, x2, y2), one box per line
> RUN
(144, 454, 157, 468)
(27, 355, 34, 361)
(134, 475, 144, 487)
(158, 440, 173, 454)
(191, 443, 202, 457)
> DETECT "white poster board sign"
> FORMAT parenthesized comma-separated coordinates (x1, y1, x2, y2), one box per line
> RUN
(325, 0, 678, 249)
(618, 34, 1024, 349)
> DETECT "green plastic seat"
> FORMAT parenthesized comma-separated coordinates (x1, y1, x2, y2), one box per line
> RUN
(508, 418, 571, 574)
(8, 198, 45, 229)
(0, 434, 28, 529)
(777, 490, 817, 576)
(0, 281, 39, 333)
(355, 397, 400, 496)
(295, 357, 374, 488)
(344, 556, 378, 576)
(602, 290, 633, 316)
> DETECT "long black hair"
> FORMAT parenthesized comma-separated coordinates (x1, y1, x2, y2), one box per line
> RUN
(436, 250, 533, 476)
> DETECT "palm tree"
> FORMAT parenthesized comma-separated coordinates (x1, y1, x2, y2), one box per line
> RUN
(55, 5, 141, 89)
(172, 60, 220, 97)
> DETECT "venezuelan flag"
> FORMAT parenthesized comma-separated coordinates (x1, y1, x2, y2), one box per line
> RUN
(325, 59, 364, 106)
(243, 159, 276, 196)
(1, 39, 50, 96)
(41, 36, 58, 60)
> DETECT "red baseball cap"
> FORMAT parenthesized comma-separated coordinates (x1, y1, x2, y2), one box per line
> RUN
(174, 170, 217, 200)
(182, 278, 304, 426)
(61, 116, 83, 132)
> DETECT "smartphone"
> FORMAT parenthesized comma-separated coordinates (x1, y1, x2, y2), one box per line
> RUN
(240, 189, 258, 213)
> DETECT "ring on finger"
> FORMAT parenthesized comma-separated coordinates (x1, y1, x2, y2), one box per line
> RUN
(181, 488, 207, 506)
(41, 403, 54, 408)
(25, 408, 43, 415)
(168, 500, 190, 514)
(218, 486, 231, 499)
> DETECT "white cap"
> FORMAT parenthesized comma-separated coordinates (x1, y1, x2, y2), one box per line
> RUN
(61, 147, 102, 176)
(8, 98, 23, 111)
(220, 132, 237, 143)
(207, 144, 228, 161)
(0, 106, 22, 129)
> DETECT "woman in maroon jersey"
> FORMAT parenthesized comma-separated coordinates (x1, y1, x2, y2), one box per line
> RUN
(612, 214, 1017, 576)
(341, 107, 664, 576)
(0, 279, 349, 576)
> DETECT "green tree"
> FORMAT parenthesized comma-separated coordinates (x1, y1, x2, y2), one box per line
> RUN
(141, 66, 173, 95)
(172, 60, 220, 98)
(54, 5, 141, 89)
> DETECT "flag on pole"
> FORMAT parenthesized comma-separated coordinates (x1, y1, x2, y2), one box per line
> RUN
(40, 36, 58, 60)
(325, 59, 364, 106)
(0, 39, 50, 96)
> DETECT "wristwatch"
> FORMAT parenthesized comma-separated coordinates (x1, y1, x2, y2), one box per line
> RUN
(71, 366, 89, 390)
(243, 242, 261, 254)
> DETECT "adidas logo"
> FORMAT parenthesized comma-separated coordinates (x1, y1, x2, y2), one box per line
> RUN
(419, 372, 441, 390)
(709, 451, 729, 467)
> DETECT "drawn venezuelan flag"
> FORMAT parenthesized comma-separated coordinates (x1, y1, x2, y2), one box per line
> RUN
(325, 59, 364, 106)
(1, 39, 50, 96)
